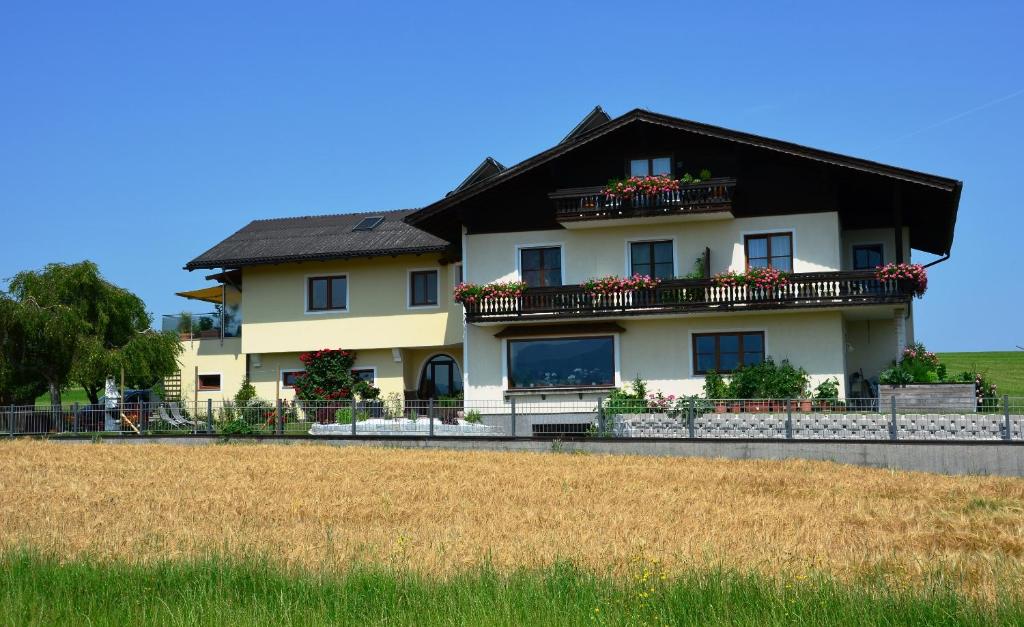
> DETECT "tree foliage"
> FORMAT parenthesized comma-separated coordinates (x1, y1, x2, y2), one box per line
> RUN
(0, 261, 183, 405)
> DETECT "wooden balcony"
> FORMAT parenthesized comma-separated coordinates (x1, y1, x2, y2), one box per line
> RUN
(463, 271, 912, 323)
(550, 177, 736, 224)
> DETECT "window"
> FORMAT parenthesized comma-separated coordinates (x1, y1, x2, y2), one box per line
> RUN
(508, 336, 615, 389)
(197, 373, 221, 391)
(307, 275, 347, 311)
(629, 157, 672, 177)
(745, 233, 793, 271)
(630, 241, 674, 279)
(520, 246, 562, 287)
(419, 355, 462, 398)
(352, 368, 375, 384)
(852, 244, 883, 270)
(281, 370, 304, 389)
(693, 332, 765, 375)
(352, 216, 384, 231)
(409, 270, 439, 307)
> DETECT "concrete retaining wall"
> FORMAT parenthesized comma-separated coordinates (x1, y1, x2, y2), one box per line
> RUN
(878, 383, 977, 412)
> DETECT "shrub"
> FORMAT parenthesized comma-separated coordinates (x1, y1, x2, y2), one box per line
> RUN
(728, 359, 808, 399)
(464, 409, 482, 424)
(604, 377, 648, 414)
(702, 371, 730, 399)
(292, 349, 380, 402)
(813, 377, 840, 401)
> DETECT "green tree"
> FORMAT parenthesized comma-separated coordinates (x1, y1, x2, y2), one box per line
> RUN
(1, 261, 183, 406)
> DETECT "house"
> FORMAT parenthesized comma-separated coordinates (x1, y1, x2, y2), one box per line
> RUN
(171, 106, 961, 408)
(172, 209, 464, 404)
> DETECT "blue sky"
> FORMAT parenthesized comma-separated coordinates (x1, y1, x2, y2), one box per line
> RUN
(0, 1, 1021, 351)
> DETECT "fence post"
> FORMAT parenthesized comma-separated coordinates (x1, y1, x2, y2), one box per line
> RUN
(72, 402, 80, 434)
(785, 398, 793, 439)
(7, 404, 13, 437)
(890, 395, 898, 441)
(1004, 395, 1012, 441)
(509, 397, 516, 437)
(429, 398, 435, 437)
(206, 398, 213, 433)
(597, 397, 605, 436)
(276, 399, 284, 435)
(351, 399, 357, 436)
(687, 397, 696, 439)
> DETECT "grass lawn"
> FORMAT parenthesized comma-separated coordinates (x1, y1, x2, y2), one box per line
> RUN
(938, 351, 1024, 398)
(33, 387, 93, 407)
(1, 552, 1017, 626)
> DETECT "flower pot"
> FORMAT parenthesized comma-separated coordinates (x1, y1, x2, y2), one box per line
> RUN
(713, 402, 727, 413)
(799, 400, 813, 412)
(769, 401, 784, 413)
(728, 403, 742, 413)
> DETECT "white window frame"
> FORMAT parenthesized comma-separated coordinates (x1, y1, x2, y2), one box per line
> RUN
(352, 367, 377, 384)
(501, 332, 621, 392)
(624, 237, 679, 278)
(304, 273, 350, 315)
(407, 267, 441, 310)
(514, 242, 566, 286)
(280, 368, 305, 390)
(687, 328, 769, 378)
(196, 372, 223, 392)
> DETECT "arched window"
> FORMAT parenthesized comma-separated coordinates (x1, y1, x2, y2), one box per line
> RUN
(419, 355, 462, 398)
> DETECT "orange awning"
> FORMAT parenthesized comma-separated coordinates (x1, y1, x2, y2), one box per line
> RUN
(175, 286, 223, 304)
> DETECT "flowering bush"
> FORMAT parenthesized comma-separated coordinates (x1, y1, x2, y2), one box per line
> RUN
(875, 262, 927, 297)
(292, 348, 380, 404)
(602, 169, 712, 199)
(452, 281, 527, 305)
(582, 274, 660, 296)
(712, 267, 790, 290)
(603, 175, 679, 199)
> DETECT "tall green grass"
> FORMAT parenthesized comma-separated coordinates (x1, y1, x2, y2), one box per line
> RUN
(0, 552, 1017, 626)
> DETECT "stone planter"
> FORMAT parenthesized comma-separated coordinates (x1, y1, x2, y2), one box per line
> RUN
(878, 383, 976, 413)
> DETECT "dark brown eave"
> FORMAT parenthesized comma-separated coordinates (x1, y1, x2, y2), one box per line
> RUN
(184, 244, 451, 271)
(405, 108, 963, 255)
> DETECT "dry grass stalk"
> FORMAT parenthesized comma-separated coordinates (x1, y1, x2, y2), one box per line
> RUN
(1, 441, 1023, 598)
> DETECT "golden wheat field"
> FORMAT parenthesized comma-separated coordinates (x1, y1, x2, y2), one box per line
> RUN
(2, 440, 1023, 598)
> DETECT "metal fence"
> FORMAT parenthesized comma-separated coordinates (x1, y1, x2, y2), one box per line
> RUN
(3, 396, 1023, 441)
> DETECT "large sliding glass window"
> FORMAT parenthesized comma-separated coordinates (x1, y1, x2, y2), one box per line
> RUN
(520, 246, 562, 288)
(693, 332, 765, 374)
(507, 336, 615, 389)
(630, 240, 674, 279)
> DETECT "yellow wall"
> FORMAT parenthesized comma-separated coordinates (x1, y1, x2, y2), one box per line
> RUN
(175, 338, 246, 403)
(464, 212, 842, 285)
(844, 317, 899, 388)
(248, 349, 406, 401)
(240, 253, 463, 355)
(840, 227, 911, 269)
(465, 310, 847, 401)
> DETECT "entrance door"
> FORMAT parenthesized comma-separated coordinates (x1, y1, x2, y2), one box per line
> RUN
(419, 355, 462, 398)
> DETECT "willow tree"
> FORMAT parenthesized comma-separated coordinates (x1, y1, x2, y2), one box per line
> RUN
(2, 261, 183, 406)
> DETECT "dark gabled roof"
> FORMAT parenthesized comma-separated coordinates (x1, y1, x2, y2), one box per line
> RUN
(184, 208, 449, 271)
(451, 156, 506, 193)
(559, 105, 611, 144)
(406, 108, 963, 253)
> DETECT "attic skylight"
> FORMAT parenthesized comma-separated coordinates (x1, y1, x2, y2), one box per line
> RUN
(352, 216, 385, 232)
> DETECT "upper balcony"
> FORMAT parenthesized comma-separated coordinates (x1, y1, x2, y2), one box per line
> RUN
(162, 312, 241, 341)
(550, 177, 736, 228)
(463, 271, 914, 324)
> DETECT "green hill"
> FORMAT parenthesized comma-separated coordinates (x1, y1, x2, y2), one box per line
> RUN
(937, 351, 1024, 398)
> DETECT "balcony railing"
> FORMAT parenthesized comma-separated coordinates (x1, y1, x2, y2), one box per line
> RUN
(550, 177, 736, 223)
(464, 271, 912, 323)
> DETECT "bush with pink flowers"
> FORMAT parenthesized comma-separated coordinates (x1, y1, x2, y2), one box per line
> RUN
(875, 262, 927, 297)
(712, 267, 790, 290)
(452, 281, 527, 305)
(582, 274, 660, 296)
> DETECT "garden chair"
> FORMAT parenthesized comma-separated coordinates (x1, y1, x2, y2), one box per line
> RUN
(168, 403, 207, 429)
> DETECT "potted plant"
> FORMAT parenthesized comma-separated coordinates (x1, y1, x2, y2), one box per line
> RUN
(813, 377, 840, 411)
(703, 371, 729, 413)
